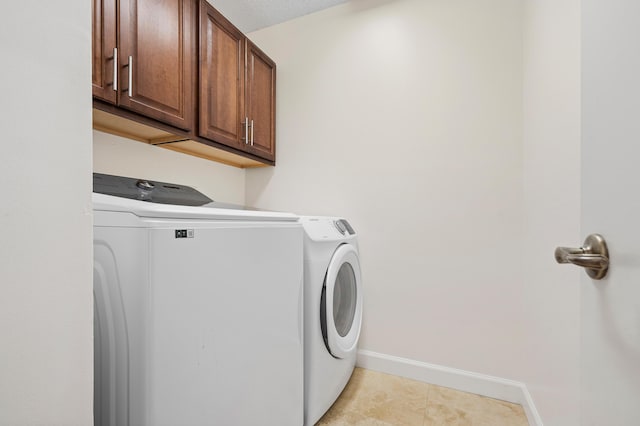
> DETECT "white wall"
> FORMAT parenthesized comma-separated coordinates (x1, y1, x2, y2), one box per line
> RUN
(247, 0, 526, 380)
(0, 2, 93, 425)
(522, 0, 581, 425)
(93, 131, 246, 204)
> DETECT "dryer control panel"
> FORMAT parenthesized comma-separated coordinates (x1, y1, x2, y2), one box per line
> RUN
(334, 219, 355, 236)
(301, 217, 357, 242)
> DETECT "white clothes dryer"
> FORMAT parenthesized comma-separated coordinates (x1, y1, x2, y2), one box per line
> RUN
(301, 216, 363, 426)
(92, 173, 304, 426)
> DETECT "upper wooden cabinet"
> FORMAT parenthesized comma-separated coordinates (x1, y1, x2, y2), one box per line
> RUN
(92, 0, 276, 166)
(198, 5, 245, 150)
(246, 41, 276, 162)
(92, 0, 196, 131)
(199, 1, 276, 162)
(92, 0, 117, 104)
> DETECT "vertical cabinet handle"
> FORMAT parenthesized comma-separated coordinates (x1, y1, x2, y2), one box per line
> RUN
(112, 47, 118, 91)
(128, 55, 133, 97)
(243, 117, 249, 144)
(250, 119, 254, 146)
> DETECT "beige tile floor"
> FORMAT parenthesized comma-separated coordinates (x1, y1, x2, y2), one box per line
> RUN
(316, 368, 529, 426)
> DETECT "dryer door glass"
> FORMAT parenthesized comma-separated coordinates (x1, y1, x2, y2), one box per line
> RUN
(323, 244, 363, 359)
(333, 262, 357, 337)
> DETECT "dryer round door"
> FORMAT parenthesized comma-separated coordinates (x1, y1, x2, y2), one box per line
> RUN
(322, 243, 363, 359)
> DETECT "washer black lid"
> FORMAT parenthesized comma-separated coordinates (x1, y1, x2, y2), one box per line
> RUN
(93, 173, 213, 206)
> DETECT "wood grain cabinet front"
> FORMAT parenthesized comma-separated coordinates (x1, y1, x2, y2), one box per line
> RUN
(92, 0, 196, 131)
(92, 0, 117, 104)
(92, 0, 276, 166)
(199, 0, 276, 162)
(245, 41, 276, 162)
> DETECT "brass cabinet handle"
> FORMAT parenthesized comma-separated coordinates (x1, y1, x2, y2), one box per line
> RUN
(555, 234, 609, 280)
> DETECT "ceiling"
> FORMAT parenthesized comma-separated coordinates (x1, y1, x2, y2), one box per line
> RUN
(208, 0, 350, 33)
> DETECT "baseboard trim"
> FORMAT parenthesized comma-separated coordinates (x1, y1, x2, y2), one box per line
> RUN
(356, 349, 543, 426)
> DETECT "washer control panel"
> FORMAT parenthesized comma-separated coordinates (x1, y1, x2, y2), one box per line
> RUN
(93, 173, 213, 206)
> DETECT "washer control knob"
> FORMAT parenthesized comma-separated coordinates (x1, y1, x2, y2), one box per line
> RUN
(136, 179, 155, 191)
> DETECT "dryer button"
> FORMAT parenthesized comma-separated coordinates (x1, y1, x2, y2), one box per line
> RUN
(335, 219, 355, 235)
(334, 220, 347, 235)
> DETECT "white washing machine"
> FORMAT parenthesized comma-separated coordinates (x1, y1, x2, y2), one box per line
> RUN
(301, 216, 363, 426)
(92, 173, 304, 426)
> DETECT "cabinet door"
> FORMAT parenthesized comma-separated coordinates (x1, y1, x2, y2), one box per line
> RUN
(246, 41, 276, 162)
(92, 0, 117, 104)
(198, 1, 246, 149)
(118, 0, 195, 131)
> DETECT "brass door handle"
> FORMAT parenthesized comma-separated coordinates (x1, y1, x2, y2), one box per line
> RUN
(555, 234, 609, 280)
